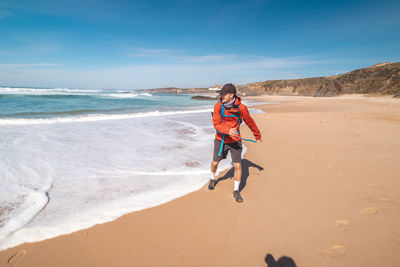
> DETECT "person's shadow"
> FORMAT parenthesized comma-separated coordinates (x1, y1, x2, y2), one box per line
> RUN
(215, 159, 264, 191)
(265, 254, 297, 267)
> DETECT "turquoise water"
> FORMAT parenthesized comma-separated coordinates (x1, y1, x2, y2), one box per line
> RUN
(0, 87, 214, 119)
(0, 86, 263, 250)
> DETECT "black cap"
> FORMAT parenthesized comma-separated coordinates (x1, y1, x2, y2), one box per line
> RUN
(218, 83, 236, 96)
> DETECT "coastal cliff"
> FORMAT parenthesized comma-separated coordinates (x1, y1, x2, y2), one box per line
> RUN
(237, 62, 400, 97)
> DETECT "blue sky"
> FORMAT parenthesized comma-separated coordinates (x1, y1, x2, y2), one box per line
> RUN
(0, 0, 399, 89)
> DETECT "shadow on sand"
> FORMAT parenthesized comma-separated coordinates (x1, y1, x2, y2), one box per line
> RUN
(215, 159, 264, 191)
(265, 254, 297, 267)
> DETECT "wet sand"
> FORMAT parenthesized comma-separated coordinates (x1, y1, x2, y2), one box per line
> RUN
(1, 95, 400, 266)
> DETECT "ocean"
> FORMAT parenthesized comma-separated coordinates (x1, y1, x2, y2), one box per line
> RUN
(0, 86, 264, 250)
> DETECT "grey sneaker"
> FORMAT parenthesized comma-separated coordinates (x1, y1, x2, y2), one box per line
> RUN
(208, 179, 216, 190)
(233, 190, 243, 202)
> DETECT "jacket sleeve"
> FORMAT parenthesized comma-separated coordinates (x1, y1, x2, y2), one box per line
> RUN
(240, 105, 262, 140)
(213, 102, 231, 134)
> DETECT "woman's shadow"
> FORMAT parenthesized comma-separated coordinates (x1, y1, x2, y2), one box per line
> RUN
(265, 254, 297, 267)
(216, 159, 264, 191)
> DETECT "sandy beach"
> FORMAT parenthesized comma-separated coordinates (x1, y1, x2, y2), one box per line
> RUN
(1, 95, 400, 267)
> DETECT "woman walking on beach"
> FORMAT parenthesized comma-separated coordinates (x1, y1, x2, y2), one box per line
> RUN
(209, 83, 262, 202)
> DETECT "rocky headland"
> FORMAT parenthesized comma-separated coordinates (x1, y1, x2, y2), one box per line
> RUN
(190, 95, 217, 100)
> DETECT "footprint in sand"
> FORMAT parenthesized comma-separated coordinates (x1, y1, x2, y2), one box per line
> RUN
(380, 197, 400, 204)
(321, 245, 347, 257)
(7, 250, 27, 266)
(378, 192, 400, 204)
(336, 219, 350, 230)
(337, 174, 352, 181)
(368, 184, 382, 189)
(367, 185, 400, 204)
(360, 207, 378, 215)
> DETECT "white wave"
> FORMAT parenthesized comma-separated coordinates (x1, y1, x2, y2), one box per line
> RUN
(99, 93, 152, 98)
(0, 87, 153, 98)
(99, 93, 139, 98)
(0, 191, 49, 244)
(0, 108, 213, 125)
(115, 89, 137, 93)
(139, 93, 152, 96)
(0, 87, 103, 95)
(0, 180, 206, 251)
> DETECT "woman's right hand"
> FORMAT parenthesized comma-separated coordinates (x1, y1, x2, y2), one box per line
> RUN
(229, 128, 238, 136)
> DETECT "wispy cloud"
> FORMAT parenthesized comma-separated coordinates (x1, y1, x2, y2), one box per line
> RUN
(128, 48, 177, 58)
(127, 47, 360, 70)
(0, 42, 62, 57)
(173, 54, 236, 63)
(0, 63, 61, 68)
(27, 43, 62, 56)
(127, 48, 236, 63)
(0, 10, 12, 19)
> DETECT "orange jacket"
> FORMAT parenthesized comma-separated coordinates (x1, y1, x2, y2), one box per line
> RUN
(213, 96, 261, 143)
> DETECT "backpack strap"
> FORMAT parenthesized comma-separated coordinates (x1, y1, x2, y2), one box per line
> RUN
(214, 100, 257, 157)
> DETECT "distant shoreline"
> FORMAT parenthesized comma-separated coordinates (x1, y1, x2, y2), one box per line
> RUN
(137, 62, 400, 97)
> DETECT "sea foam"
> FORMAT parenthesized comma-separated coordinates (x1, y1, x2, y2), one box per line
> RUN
(0, 110, 235, 250)
(0, 108, 212, 125)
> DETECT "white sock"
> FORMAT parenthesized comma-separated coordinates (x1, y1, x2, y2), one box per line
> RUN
(210, 172, 216, 180)
(234, 180, 240, 191)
